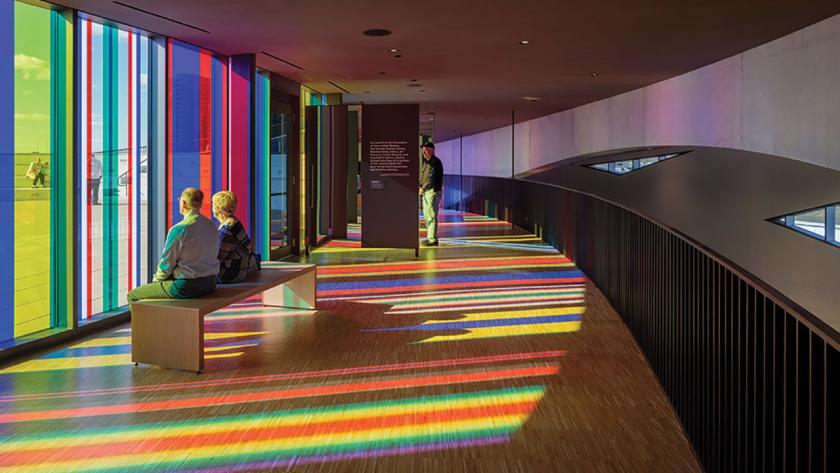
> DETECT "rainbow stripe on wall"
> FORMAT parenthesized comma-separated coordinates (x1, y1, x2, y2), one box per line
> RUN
(167, 39, 228, 226)
(0, 1, 73, 344)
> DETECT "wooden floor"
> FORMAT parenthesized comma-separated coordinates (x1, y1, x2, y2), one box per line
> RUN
(0, 211, 702, 472)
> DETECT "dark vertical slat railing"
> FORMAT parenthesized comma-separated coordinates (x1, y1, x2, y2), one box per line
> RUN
(444, 174, 838, 473)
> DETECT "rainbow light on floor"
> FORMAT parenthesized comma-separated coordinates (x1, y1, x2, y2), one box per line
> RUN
(317, 255, 573, 278)
(318, 284, 586, 315)
(0, 386, 543, 473)
(0, 331, 267, 374)
(179, 436, 509, 473)
(0, 364, 558, 423)
(381, 286, 586, 314)
(442, 238, 558, 252)
(0, 350, 565, 403)
(0, 210, 586, 472)
(317, 270, 586, 297)
(370, 306, 584, 343)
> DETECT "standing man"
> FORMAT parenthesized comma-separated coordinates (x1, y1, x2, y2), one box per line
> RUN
(419, 142, 444, 246)
(89, 155, 102, 205)
(127, 187, 219, 303)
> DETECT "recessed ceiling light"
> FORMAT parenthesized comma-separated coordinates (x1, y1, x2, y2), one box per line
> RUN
(590, 72, 599, 77)
(520, 40, 530, 45)
(522, 96, 541, 102)
(363, 29, 392, 37)
(389, 48, 400, 53)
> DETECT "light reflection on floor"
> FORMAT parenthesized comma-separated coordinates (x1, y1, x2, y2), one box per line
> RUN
(0, 211, 701, 472)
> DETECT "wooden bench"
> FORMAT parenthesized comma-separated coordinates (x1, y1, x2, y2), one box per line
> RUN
(130, 265, 316, 373)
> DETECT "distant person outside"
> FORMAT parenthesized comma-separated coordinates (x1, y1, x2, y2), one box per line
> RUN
(212, 191, 260, 284)
(89, 155, 102, 205)
(419, 142, 444, 246)
(26, 157, 46, 188)
(127, 188, 219, 303)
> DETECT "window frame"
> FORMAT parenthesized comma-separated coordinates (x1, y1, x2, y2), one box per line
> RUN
(584, 150, 690, 176)
(768, 202, 840, 248)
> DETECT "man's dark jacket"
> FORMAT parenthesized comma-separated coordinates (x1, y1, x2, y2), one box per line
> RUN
(420, 155, 444, 192)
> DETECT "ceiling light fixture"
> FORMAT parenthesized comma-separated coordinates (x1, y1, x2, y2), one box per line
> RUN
(522, 96, 541, 102)
(363, 29, 392, 37)
(113, 1, 210, 34)
(389, 48, 400, 53)
(519, 40, 530, 45)
(328, 81, 350, 94)
(590, 72, 599, 77)
(261, 52, 304, 70)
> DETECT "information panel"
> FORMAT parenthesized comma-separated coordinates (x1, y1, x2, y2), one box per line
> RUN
(361, 104, 419, 249)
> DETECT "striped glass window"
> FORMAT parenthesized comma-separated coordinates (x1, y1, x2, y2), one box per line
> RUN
(167, 39, 229, 227)
(78, 17, 151, 320)
(0, 1, 73, 347)
(254, 70, 271, 258)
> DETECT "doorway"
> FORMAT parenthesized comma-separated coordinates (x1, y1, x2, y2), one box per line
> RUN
(268, 89, 300, 258)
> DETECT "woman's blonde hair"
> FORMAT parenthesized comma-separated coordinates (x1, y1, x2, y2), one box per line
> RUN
(212, 191, 237, 218)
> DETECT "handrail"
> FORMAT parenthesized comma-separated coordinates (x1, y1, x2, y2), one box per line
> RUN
(448, 173, 835, 473)
(520, 175, 840, 349)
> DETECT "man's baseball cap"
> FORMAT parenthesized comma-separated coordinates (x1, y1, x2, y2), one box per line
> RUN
(421, 142, 435, 149)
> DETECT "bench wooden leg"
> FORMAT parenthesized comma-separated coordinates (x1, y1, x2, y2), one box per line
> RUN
(131, 304, 204, 372)
(263, 269, 316, 310)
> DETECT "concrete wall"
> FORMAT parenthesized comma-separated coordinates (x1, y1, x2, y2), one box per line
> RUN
(438, 13, 840, 176)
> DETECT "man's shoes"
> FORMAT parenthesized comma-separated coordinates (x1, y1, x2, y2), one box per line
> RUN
(421, 239, 438, 247)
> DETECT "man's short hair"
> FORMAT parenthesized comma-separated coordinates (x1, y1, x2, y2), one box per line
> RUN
(212, 191, 237, 217)
(181, 187, 204, 210)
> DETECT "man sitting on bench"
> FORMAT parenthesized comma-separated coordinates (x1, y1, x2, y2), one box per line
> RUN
(127, 187, 220, 303)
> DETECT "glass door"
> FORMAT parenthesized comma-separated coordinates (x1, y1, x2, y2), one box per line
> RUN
(269, 97, 298, 260)
(269, 104, 291, 259)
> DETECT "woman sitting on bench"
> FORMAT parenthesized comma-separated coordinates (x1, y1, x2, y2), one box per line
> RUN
(212, 191, 260, 284)
(128, 188, 219, 303)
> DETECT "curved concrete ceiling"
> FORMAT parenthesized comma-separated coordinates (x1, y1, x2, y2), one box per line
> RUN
(55, 0, 840, 141)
